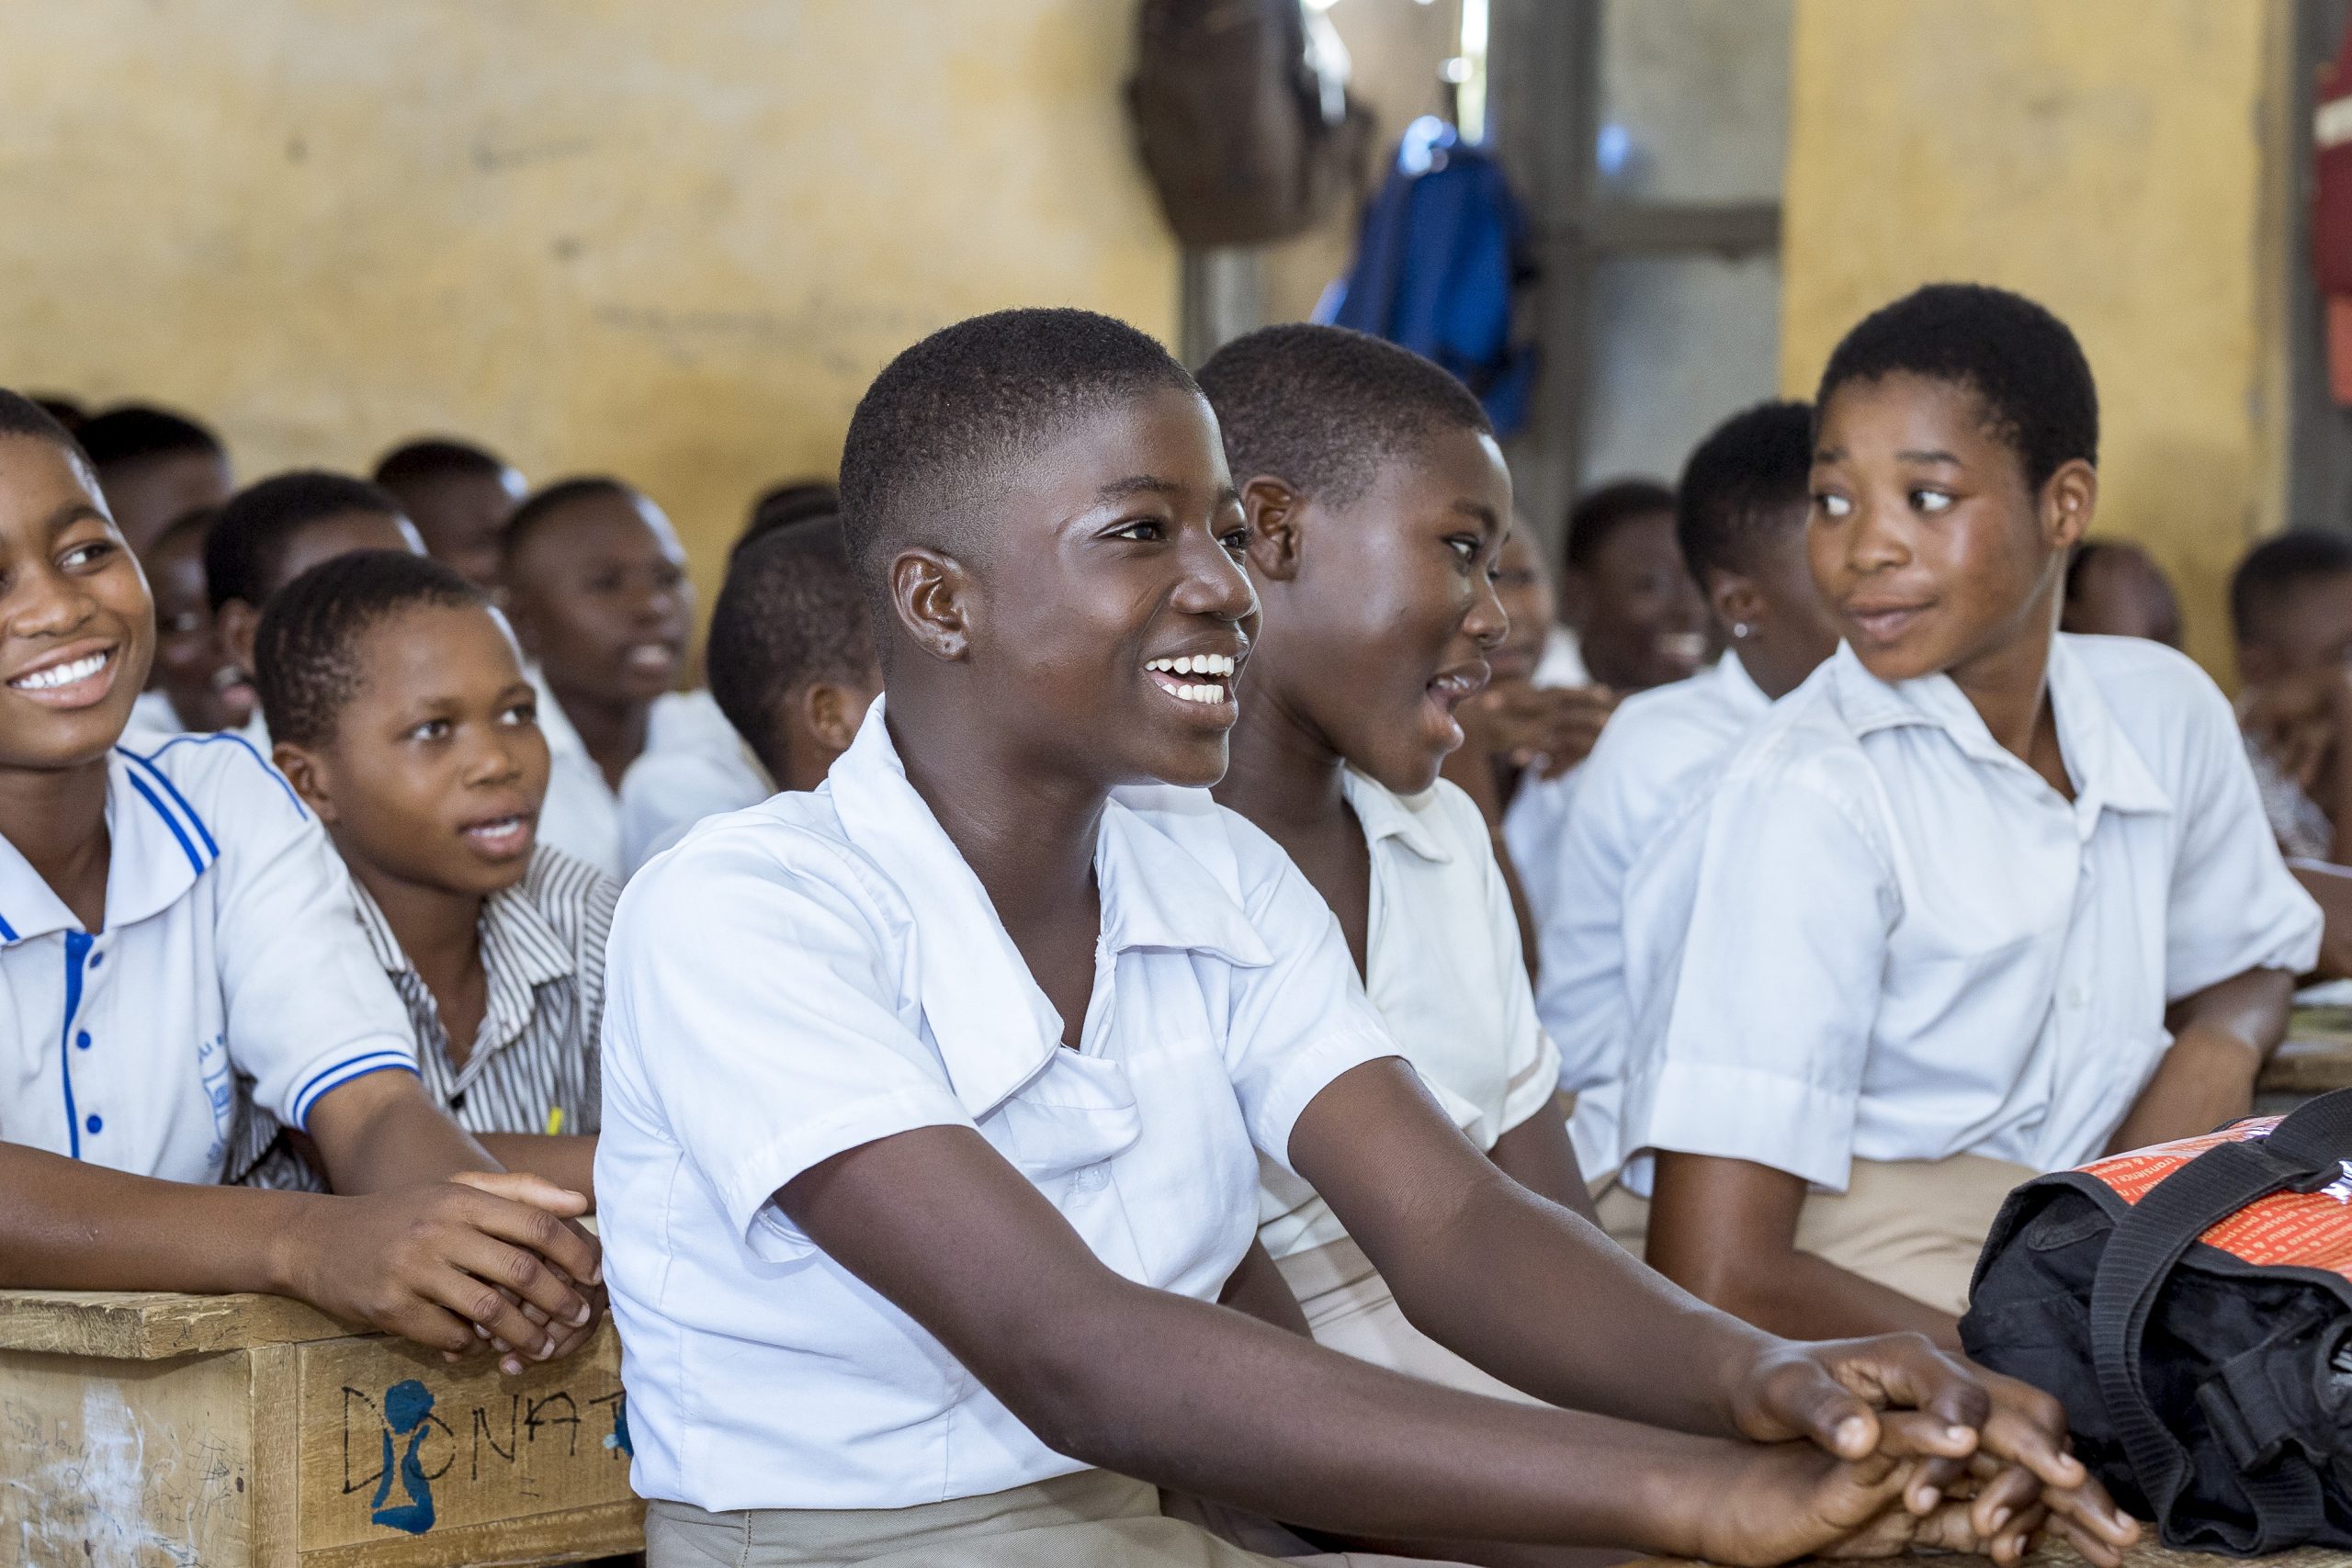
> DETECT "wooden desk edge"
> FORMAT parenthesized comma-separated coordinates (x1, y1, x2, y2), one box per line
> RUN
(0, 1288, 355, 1359)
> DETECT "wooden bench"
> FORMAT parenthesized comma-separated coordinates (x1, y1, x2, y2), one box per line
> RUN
(0, 1288, 643, 1567)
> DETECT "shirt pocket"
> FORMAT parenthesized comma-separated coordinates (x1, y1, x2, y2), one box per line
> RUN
(988, 1050, 1142, 1188)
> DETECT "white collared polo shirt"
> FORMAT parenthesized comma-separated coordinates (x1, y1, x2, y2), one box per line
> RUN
(1620, 635, 2323, 1196)
(595, 699, 1401, 1513)
(1257, 771, 1560, 1260)
(0, 735, 418, 1184)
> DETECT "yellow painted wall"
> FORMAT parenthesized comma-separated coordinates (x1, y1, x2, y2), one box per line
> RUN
(1779, 0, 2291, 673)
(0, 1, 1178, 601)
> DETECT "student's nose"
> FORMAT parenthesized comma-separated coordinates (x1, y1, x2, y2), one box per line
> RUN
(1171, 531, 1258, 624)
(1464, 569, 1510, 650)
(462, 728, 525, 787)
(6, 560, 98, 641)
(1845, 493, 1913, 574)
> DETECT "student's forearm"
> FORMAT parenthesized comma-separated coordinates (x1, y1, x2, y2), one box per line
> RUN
(476, 1134, 598, 1207)
(1659, 1239, 1962, 1350)
(1488, 1103, 1599, 1224)
(0, 1144, 322, 1296)
(988, 1267, 1758, 1553)
(2107, 968, 2296, 1154)
(308, 1073, 500, 1194)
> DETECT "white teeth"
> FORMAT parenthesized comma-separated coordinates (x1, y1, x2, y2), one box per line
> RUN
(1171, 682, 1227, 705)
(1146, 653, 1237, 678)
(10, 651, 107, 691)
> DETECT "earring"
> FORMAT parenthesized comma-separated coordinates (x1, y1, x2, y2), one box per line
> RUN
(1731, 622, 1751, 639)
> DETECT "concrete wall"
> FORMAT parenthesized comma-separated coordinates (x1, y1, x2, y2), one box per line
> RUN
(1778, 0, 2293, 672)
(0, 0, 1178, 594)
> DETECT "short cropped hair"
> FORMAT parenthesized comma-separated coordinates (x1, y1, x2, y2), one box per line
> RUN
(1194, 323, 1492, 507)
(1676, 401, 1815, 584)
(1816, 283, 2098, 492)
(1566, 479, 1676, 574)
(75, 404, 223, 478)
(838, 308, 1198, 620)
(707, 518, 876, 764)
(2231, 530, 2352, 646)
(31, 396, 86, 434)
(374, 437, 511, 491)
(204, 470, 406, 612)
(741, 479, 841, 558)
(502, 476, 639, 569)
(254, 549, 490, 749)
(0, 388, 90, 463)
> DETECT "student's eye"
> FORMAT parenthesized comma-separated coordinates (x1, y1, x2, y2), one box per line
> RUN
(502, 702, 537, 727)
(1445, 536, 1481, 567)
(59, 540, 116, 571)
(587, 571, 625, 593)
(1216, 524, 1250, 556)
(405, 718, 452, 742)
(1105, 517, 1168, 543)
(1814, 492, 1852, 520)
(1910, 488, 1955, 515)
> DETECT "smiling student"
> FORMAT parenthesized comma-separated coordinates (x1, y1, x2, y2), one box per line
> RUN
(0, 390, 603, 1374)
(1532, 401, 1840, 1222)
(499, 476, 714, 880)
(249, 550, 613, 1200)
(1623, 285, 2322, 1344)
(1196, 325, 1591, 1411)
(596, 309, 2132, 1568)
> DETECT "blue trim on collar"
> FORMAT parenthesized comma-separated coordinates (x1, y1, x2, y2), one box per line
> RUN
(119, 748, 220, 857)
(131, 732, 305, 818)
(0, 910, 16, 942)
(124, 771, 206, 878)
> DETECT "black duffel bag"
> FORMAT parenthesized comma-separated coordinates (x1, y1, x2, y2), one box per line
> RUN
(1962, 1089, 2352, 1554)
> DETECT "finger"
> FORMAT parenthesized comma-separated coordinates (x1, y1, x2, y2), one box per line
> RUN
(417, 1255, 564, 1358)
(2055, 1513, 2130, 1568)
(1963, 1461, 2042, 1540)
(1871, 1412, 1972, 1511)
(450, 1168, 591, 1218)
(1847, 1338, 1991, 1442)
(1974, 1382, 2089, 1495)
(447, 1189, 604, 1292)
(438, 1225, 591, 1334)
(376, 1293, 481, 1359)
(2043, 1477, 2140, 1548)
(1770, 1359, 1883, 1459)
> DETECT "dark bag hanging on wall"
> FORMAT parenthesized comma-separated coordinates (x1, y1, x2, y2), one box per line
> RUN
(1961, 1090, 2352, 1554)
(1126, 0, 1363, 248)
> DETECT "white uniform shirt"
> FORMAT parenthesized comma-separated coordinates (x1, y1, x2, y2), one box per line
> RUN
(1620, 636, 2323, 1195)
(596, 701, 1401, 1513)
(615, 695, 774, 874)
(126, 689, 185, 739)
(0, 736, 417, 1182)
(1259, 771, 1561, 1259)
(1532, 655, 1771, 1177)
(1533, 625, 1588, 689)
(532, 675, 729, 881)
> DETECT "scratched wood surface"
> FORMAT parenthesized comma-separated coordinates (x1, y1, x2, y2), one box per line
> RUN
(0, 1289, 642, 1568)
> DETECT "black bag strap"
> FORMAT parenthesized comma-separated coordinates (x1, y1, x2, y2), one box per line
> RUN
(2086, 1090, 2352, 1551)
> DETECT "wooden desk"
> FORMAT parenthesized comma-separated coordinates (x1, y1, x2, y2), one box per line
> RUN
(2263, 1006, 2352, 1100)
(1632, 1543, 2352, 1567)
(0, 1289, 643, 1567)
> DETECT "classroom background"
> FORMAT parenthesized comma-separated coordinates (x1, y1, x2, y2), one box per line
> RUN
(6, 0, 2338, 683)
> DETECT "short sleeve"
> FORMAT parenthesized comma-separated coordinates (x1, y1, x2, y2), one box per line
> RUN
(1219, 840, 1402, 1176)
(1620, 763, 1897, 1192)
(2163, 682, 2324, 998)
(606, 832, 974, 1260)
(201, 748, 419, 1129)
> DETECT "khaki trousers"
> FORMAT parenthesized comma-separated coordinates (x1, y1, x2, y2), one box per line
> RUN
(648, 1469, 1461, 1568)
(1589, 1154, 2034, 1315)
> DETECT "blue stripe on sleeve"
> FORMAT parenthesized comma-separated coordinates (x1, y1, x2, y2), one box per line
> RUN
(135, 734, 305, 818)
(290, 1052, 421, 1128)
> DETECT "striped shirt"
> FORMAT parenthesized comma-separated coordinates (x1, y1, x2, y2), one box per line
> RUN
(241, 846, 617, 1188)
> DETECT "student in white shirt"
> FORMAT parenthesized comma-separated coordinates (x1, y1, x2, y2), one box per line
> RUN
(500, 477, 711, 879)
(1624, 284, 2323, 1345)
(128, 505, 256, 738)
(0, 390, 603, 1372)
(1197, 326, 1584, 1420)
(1500, 479, 1711, 920)
(597, 310, 2132, 1568)
(1534, 400, 1840, 1216)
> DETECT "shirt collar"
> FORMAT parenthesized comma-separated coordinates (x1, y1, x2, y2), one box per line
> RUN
(1712, 650, 1773, 715)
(530, 667, 594, 766)
(1826, 637, 2172, 824)
(0, 748, 224, 947)
(1340, 767, 1451, 863)
(825, 696, 1269, 1121)
(349, 863, 577, 1059)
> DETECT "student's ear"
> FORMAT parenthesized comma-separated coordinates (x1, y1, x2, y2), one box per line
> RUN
(1239, 475, 1304, 582)
(216, 598, 261, 677)
(798, 677, 868, 756)
(888, 547, 970, 662)
(2041, 459, 2098, 553)
(1707, 571, 1768, 642)
(271, 741, 339, 825)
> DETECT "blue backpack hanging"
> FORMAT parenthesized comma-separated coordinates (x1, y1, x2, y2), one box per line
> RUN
(1320, 115, 1537, 436)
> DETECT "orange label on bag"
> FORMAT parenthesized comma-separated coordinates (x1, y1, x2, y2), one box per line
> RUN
(2079, 1118, 2352, 1280)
